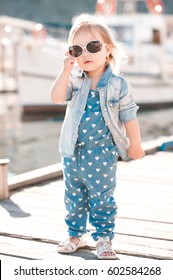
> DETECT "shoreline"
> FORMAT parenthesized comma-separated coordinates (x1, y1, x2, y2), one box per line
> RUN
(7, 135, 173, 192)
(1, 107, 173, 176)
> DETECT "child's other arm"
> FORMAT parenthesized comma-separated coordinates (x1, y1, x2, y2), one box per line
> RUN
(124, 119, 145, 160)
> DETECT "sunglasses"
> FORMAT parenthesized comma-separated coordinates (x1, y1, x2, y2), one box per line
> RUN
(69, 40, 107, 58)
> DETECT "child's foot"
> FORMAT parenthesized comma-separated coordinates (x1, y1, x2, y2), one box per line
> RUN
(96, 237, 116, 259)
(57, 236, 87, 254)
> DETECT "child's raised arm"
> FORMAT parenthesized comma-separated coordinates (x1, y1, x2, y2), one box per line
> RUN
(50, 53, 75, 104)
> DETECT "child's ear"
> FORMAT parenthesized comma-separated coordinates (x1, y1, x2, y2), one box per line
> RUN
(106, 44, 112, 56)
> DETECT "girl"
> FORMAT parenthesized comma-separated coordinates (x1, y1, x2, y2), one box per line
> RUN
(50, 14, 145, 259)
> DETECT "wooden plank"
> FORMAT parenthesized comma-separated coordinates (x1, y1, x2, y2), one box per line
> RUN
(0, 254, 28, 260)
(1, 199, 172, 241)
(114, 233, 173, 251)
(0, 234, 172, 260)
(8, 178, 173, 210)
(1, 218, 173, 258)
(0, 151, 172, 260)
(0, 236, 60, 260)
(1, 200, 172, 225)
(1, 177, 172, 242)
(117, 166, 173, 184)
(116, 220, 173, 240)
(117, 207, 173, 224)
(8, 163, 63, 191)
(0, 252, 148, 261)
(0, 159, 10, 199)
(1, 211, 172, 241)
(117, 152, 173, 184)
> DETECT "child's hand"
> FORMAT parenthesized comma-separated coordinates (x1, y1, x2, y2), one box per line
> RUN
(127, 145, 145, 160)
(63, 51, 75, 72)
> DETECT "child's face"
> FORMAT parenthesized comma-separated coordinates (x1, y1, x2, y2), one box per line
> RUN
(72, 29, 110, 77)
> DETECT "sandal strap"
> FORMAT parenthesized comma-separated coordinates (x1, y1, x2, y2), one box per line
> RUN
(97, 238, 115, 256)
(97, 243, 114, 254)
(59, 239, 78, 251)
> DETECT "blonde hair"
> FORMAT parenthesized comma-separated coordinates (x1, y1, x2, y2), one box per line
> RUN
(68, 14, 127, 73)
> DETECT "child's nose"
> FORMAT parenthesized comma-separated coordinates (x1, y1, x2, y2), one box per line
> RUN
(82, 48, 89, 56)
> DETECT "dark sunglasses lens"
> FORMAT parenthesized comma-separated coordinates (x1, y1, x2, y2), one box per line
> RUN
(69, 45, 82, 57)
(87, 41, 102, 53)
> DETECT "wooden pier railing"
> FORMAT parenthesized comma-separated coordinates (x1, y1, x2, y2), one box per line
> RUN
(0, 158, 10, 199)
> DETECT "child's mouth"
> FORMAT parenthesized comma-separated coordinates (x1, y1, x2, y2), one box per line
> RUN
(84, 60, 92, 64)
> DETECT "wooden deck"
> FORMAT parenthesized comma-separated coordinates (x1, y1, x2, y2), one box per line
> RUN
(0, 151, 173, 260)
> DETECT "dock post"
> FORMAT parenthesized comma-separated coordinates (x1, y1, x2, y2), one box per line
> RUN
(0, 159, 10, 200)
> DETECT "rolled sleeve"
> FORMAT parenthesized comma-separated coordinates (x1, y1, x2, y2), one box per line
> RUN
(119, 78, 139, 123)
(119, 104, 139, 123)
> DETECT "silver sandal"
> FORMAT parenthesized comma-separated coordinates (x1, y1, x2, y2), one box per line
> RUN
(96, 237, 116, 259)
(57, 236, 87, 254)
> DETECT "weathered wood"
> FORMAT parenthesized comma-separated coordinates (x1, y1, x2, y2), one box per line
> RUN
(117, 152, 173, 185)
(0, 236, 149, 260)
(0, 234, 172, 260)
(8, 163, 63, 191)
(0, 159, 10, 199)
(0, 151, 173, 260)
(0, 254, 27, 260)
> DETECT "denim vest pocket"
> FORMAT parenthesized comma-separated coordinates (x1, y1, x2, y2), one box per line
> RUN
(108, 99, 119, 107)
(107, 99, 119, 120)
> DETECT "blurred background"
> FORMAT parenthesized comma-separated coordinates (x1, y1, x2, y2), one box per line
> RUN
(1, 0, 173, 24)
(0, 0, 173, 175)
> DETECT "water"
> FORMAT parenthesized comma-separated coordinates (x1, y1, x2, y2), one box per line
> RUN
(0, 119, 63, 175)
(0, 109, 173, 175)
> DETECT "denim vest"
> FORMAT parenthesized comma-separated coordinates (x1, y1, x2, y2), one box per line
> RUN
(59, 66, 139, 160)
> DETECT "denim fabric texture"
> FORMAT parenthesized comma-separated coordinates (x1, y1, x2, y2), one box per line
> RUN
(60, 65, 138, 241)
(59, 65, 139, 160)
(77, 89, 111, 143)
(63, 138, 119, 241)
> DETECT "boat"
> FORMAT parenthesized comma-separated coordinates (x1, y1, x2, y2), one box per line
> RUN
(74, 0, 173, 82)
(0, 16, 68, 119)
(0, 1, 173, 119)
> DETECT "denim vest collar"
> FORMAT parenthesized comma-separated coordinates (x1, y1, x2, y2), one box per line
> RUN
(97, 65, 112, 88)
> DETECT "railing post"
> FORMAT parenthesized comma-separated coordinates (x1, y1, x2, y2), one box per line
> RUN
(0, 159, 10, 200)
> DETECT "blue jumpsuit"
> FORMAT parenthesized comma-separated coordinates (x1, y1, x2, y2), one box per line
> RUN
(62, 90, 119, 241)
